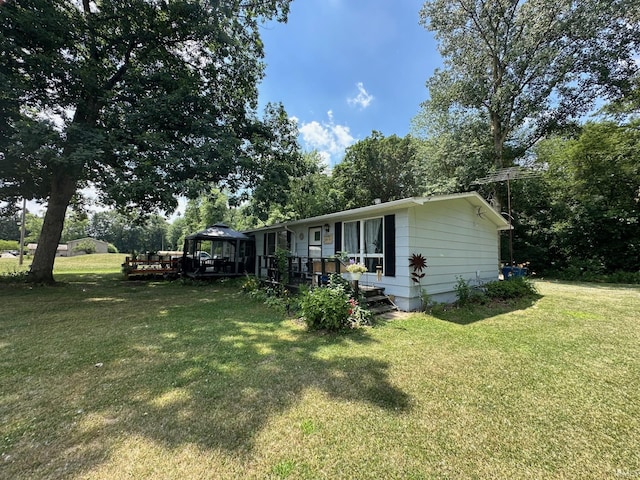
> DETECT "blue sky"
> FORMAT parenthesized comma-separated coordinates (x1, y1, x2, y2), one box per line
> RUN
(258, 0, 442, 169)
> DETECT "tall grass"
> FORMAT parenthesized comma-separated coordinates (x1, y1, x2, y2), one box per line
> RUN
(1, 264, 639, 479)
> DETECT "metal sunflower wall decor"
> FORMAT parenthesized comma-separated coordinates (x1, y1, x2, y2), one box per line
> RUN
(409, 253, 428, 284)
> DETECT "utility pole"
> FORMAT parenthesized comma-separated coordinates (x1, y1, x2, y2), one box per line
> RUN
(473, 167, 540, 266)
(19, 198, 26, 266)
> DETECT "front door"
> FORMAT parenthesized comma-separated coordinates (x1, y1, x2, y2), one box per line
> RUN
(308, 226, 322, 259)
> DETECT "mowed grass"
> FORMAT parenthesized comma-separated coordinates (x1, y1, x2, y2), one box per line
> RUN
(0, 253, 128, 276)
(1, 257, 639, 479)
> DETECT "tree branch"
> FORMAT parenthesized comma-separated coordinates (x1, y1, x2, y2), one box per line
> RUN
(104, 40, 136, 92)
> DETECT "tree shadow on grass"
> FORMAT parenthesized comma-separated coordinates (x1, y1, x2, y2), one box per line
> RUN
(0, 280, 411, 478)
(427, 295, 543, 325)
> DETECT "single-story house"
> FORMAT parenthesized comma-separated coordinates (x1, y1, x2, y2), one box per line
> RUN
(245, 192, 510, 311)
(27, 238, 109, 257)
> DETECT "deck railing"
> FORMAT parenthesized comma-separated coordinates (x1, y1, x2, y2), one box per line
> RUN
(256, 255, 347, 286)
(122, 255, 181, 278)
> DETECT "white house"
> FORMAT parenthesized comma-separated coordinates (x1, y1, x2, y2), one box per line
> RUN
(246, 192, 510, 311)
(27, 238, 109, 257)
(66, 238, 109, 255)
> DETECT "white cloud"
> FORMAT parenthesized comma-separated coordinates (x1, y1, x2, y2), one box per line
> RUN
(296, 111, 355, 169)
(347, 82, 374, 109)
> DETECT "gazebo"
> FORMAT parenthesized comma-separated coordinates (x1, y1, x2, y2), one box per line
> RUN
(181, 223, 255, 278)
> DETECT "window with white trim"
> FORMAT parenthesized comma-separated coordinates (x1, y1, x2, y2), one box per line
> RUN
(342, 217, 384, 273)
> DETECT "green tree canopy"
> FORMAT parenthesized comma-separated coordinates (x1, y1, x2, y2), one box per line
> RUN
(513, 120, 640, 274)
(412, 109, 495, 195)
(332, 131, 423, 209)
(87, 210, 169, 253)
(285, 151, 345, 220)
(23, 213, 43, 244)
(0, 0, 294, 282)
(0, 213, 19, 241)
(419, 0, 639, 171)
(60, 211, 89, 243)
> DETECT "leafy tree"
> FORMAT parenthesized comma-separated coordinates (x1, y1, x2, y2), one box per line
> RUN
(223, 204, 260, 231)
(602, 74, 640, 118)
(140, 214, 169, 252)
(260, 150, 344, 221)
(183, 198, 206, 236)
(0, 213, 19, 241)
(199, 189, 229, 229)
(24, 213, 43, 244)
(60, 211, 89, 243)
(239, 103, 310, 221)
(86, 211, 116, 242)
(166, 189, 244, 248)
(515, 120, 640, 274)
(0, 0, 293, 282)
(86, 210, 168, 254)
(412, 109, 495, 195)
(419, 0, 639, 173)
(166, 216, 188, 251)
(333, 131, 423, 209)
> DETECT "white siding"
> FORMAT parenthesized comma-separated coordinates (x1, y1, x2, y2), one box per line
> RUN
(361, 200, 500, 310)
(247, 194, 504, 311)
(407, 200, 499, 305)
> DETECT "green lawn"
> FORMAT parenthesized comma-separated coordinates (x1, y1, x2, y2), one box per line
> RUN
(1, 258, 639, 479)
(0, 253, 128, 276)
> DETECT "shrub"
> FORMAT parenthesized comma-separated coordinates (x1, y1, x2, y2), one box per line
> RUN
(274, 248, 290, 285)
(0, 270, 29, 284)
(300, 284, 351, 331)
(454, 276, 486, 306)
(545, 267, 640, 284)
(72, 239, 96, 254)
(346, 297, 373, 328)
(0, 239, 20, 252)
(241, 275, 261, 293)
(605, 271, 640, 284)
(107, 243, 118, 253)
(484, 277, 538, 300)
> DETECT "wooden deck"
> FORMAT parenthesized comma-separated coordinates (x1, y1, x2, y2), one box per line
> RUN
(122, 255, 181, 279)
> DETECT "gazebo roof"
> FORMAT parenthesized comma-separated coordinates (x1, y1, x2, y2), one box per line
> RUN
(185, 223, 250, 241)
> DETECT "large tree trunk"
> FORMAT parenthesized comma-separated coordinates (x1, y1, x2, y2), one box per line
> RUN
(28, 95, 99, 283)
(28, 173, 78, 283)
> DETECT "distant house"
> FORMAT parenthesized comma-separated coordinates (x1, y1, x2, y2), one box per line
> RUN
(67, 238, 109, 255)
(27, 238, 109, 257)
(245, 192, 510, 311)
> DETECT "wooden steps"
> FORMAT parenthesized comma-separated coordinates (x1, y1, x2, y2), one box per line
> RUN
(360, 285, 398, 314)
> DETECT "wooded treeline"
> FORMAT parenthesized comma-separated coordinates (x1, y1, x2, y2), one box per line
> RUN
(7, 115, 639, 280)
(1, 0, 638, 281)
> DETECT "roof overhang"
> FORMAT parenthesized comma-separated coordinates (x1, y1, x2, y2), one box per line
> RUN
(245, 192, 510, 233)
(186, 223, 250, 241)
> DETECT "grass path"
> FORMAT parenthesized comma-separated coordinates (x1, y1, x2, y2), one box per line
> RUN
(1, 267, 638, 479)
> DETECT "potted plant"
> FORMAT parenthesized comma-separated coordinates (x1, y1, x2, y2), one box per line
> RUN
(346, 260, 368, 281)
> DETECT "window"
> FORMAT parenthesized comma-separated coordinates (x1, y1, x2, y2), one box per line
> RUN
(344, 221, 359, 254)
(265, 231, 289, 256)
(265, 232, 276, 256)
(342, 217, 384, 273)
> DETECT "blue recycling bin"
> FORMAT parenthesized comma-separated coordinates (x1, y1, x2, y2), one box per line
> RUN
(502, 266, 528, 279)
